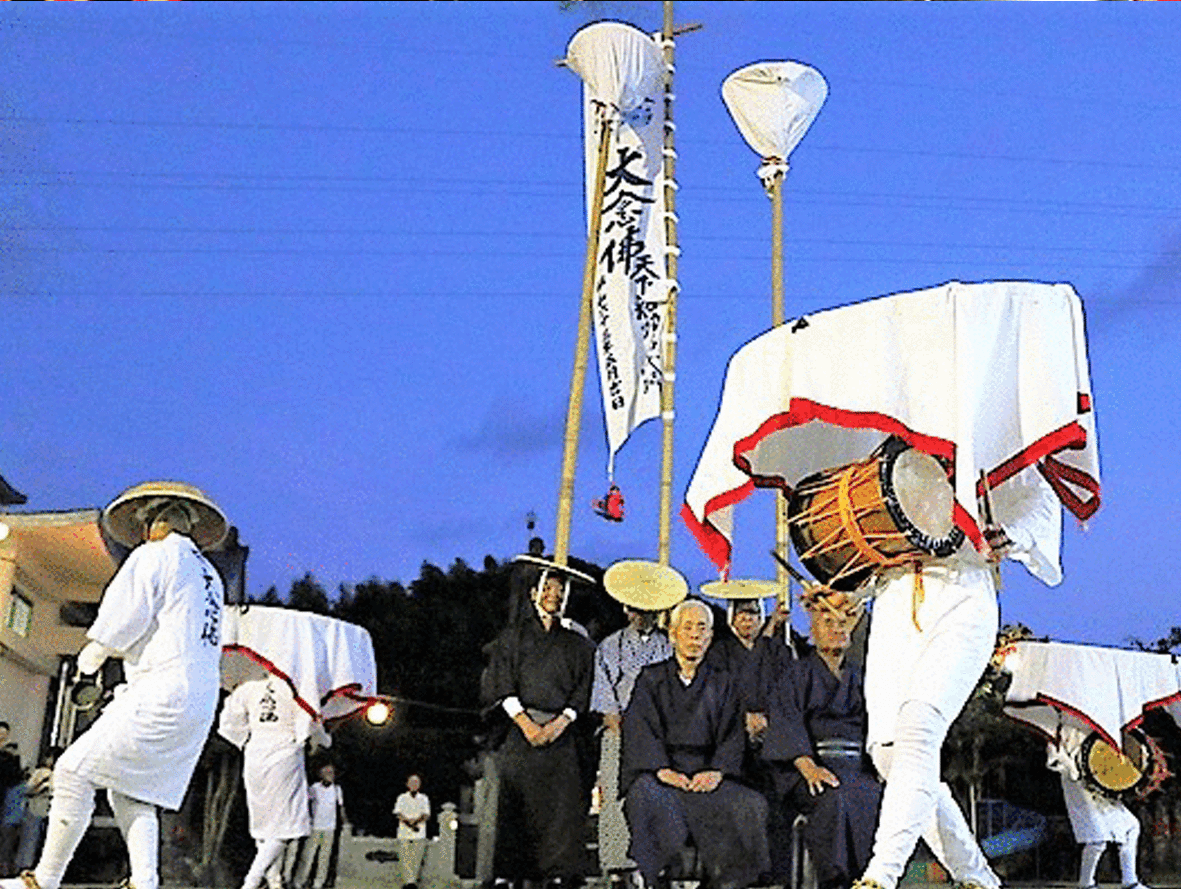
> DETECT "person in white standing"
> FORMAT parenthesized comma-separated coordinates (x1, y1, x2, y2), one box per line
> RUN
(219, 676, 313, 889)
(296, 763, 345, 889)
(0, 481, 227, 889)
(1048, 725, 1148, 889)
(393, 774, 430, 889)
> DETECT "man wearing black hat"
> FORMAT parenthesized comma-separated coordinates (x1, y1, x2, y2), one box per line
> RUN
(482, 557, 596, 888)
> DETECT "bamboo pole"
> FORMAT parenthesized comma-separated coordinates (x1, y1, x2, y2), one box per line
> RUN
(769, 169, 791, 587)
(657, 0, 679, 567)
(553, 109, 612, 566)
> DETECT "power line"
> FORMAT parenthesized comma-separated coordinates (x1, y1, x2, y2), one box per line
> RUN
(4, 115, 1180, 173)
(5, 170, 1177, 220)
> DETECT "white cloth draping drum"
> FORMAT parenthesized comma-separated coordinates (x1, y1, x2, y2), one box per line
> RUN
(1003, 639, 1181, 745)
(221, 605, 378, 742)
(682, 280, 1100, 586)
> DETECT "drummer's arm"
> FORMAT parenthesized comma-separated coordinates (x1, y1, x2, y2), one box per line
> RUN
(987, 482, 1060, 582)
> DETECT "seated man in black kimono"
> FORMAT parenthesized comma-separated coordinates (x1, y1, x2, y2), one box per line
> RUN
(482, 556, 597, 888)
(621, 598, 770, 889)
(762, 595, 881, 889)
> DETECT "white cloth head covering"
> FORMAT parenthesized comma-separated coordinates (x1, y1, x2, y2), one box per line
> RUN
(721, 61, 827, 186)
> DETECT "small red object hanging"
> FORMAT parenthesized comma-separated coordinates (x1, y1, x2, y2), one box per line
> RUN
(592, 484, 625, 522)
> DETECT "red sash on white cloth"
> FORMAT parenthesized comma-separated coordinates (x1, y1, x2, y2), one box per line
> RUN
(682, 280, 1100, 585)
(1002, 639, 1181, 746)
(221, 605, 378, 742)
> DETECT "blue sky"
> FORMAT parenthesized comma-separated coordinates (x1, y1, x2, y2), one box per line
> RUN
(2, 1, 1179, 646)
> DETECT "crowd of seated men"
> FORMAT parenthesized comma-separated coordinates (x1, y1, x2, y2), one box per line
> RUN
(617, 595, 879, 889)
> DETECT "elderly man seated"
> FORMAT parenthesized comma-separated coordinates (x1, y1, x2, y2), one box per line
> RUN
(762, 594, 881, 889)
(621, 598, 770, 889)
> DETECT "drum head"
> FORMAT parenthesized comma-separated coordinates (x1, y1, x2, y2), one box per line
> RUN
(1080, 730, 1150, 797)
(889, 450, 955, 539)
(882, 448, 963, 556)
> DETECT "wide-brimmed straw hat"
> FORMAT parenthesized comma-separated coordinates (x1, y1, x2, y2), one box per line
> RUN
(102, 480, 228, 550)
(699, 578, 785, 601)
(603, 559, 689, 612)
(513, 554, 596, 587)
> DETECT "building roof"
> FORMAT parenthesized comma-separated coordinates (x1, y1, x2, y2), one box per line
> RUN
(1, 509, 117, 604)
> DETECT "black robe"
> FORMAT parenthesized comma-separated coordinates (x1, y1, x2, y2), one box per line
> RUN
(482, 612, 595, 880)
(621, 658, 770, 888)
(763, 651, 882, 889)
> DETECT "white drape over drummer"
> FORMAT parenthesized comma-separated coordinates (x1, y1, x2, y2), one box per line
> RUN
(682, 280, 1100, 581)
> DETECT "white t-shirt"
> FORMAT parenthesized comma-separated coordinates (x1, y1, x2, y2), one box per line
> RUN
(309, 782, 344, 831)
(394, 790, 431, 839)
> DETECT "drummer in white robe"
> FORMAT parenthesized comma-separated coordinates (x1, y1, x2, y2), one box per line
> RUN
(219, 676, 317, 889)
(1048, 724, 1147, 889)
(1, 482, 228, 889)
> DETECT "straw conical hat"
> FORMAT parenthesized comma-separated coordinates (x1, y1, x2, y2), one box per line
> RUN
(699, 578, 785, 601)
(513, 554, 596, 586)
(603, 560, 689, 611)
(102, 481, 228, 550)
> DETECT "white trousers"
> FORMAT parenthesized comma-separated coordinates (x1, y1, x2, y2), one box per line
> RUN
(28, 765, 158, 889)
(242, 838, 289, 889)
(399, 838, 427, 885)
(862, 563, 1001, 889)
(295, 830, 334, 889)
(596, 728, 634, 873)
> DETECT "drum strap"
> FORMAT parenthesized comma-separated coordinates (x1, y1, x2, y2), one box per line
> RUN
(911, 564, 924, 632)
(835, 468, 893, 571)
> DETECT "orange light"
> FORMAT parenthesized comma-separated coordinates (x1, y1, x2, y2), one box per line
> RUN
(365, 700, 391, 725)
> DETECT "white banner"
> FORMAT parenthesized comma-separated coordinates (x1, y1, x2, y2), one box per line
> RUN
(567, 22, 670, 477)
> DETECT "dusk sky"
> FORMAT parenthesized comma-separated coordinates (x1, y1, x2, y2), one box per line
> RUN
(3, 2, 1179, 647)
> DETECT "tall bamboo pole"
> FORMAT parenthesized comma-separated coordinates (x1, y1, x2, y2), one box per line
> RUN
(553, 110, 612, 566)
(657, 0, 679, 567)
(769, 169, 790, 585)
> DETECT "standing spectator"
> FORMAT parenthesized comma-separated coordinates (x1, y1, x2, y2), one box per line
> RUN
(481, 556, 596, 888)
(219, 676, 312, 889)
(0, 747, 24, 878)
(296, 763, 345, 889)
(14, 750, 59, 873)
(0, 727, 19, 869)
(0, 482, 227, 889)
(392, 775, 430, 889)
